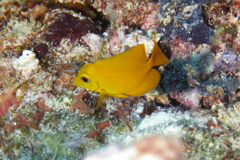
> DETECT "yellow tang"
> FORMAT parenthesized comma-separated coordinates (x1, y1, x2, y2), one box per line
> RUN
(73, 32, 169, 109)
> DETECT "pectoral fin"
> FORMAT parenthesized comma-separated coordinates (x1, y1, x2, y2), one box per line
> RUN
(96, 92, 129, 109)
(96, 93, 108, 109)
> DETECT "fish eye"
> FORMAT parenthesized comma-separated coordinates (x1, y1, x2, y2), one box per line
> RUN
(81, 77, 91, 83)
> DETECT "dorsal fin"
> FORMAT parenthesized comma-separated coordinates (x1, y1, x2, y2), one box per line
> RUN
(95, 44, 147, 68)
(149, 31, 169, 67)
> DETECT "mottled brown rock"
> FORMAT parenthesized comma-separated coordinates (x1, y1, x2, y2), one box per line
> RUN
(31, 111, 45, 123)
(32, 4, 48, 19)
(36, 97, 52, 112)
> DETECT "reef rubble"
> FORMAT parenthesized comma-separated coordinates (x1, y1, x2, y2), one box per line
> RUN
(0, 0, 240, 159)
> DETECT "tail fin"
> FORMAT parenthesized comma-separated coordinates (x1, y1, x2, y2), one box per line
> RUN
(149, 31, 169, 67)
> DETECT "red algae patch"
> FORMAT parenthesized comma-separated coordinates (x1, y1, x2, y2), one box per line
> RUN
(71, 99, 91, 115)
(43, 13, 99, 46)
(31, 111, 45, 123)
(36, 97, 53, 112)
(85, 121, 110, 138)
(4, 114, 40, 133)
(0, 88, 21, 117)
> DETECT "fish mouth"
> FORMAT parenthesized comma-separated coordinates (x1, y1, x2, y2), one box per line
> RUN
(73, 77, 79, 86)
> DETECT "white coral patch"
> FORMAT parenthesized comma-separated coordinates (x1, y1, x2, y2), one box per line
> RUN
(82, 33, 103, 55)
(13, 50, 40, 80)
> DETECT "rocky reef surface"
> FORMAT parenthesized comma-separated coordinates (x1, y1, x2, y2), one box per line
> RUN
(0, 0, 240, 159)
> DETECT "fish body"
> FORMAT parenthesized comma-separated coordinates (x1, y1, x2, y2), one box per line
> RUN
(74, 32, 169, 108)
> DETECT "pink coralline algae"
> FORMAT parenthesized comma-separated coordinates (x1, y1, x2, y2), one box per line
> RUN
(139, 3, 159, 30)
(170, 37, 193, 59)
(170, 89, 202, 109)
(108, 30, 121, 55)
(36, 97, 52, 112)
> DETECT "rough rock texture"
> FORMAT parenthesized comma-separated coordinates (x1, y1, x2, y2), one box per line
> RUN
(0, 0, 240, 159)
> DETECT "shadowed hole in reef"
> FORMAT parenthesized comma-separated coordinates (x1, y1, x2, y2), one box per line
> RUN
(86, 6, 110, 34)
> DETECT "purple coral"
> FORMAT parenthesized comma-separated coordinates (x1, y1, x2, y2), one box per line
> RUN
(214, 51, 239, 78)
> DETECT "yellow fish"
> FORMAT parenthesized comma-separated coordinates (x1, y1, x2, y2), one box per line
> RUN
(73, 32, 169, 109)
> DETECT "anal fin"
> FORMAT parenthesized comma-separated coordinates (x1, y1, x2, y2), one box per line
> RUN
(126, 69, 160, 96)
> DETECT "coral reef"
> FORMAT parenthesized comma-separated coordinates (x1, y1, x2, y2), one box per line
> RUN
(0, 58, 16, 90)
(0, 0, 240, 159)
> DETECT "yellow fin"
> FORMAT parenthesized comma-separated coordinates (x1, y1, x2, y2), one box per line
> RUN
(126, 69, 160, 96)
(95, 44, 147, 68)
(96, 93, 107, 109)
(149, 32, 169, 67)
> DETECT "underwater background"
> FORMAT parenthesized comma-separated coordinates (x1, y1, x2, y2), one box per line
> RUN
(0, 0, 240, 159)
